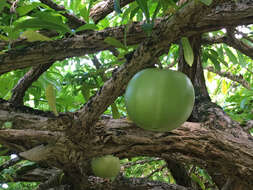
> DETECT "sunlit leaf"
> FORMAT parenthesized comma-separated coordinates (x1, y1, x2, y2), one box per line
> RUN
(224, 47, 238, 65)
(21, 30, 51, 42)
(81, 83, 90, 102)
(15, 18, 71, 34)
(207, 71, 214, 83)
(207, 53, 221, 71)
(111, 102, 120, 119)
(199, 0, 213, 6)
(104, 37, 127, 50)
(136, 0, 150, 22)
(76, 24, 98, 32)
(45, 84, 59, 116)
(222, 80, 228, 94)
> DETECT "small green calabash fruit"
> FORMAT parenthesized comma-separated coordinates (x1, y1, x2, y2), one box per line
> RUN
(91, 155, 120, 178)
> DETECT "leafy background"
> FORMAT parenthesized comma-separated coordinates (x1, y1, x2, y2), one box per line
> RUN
(0, 0, 252, 189)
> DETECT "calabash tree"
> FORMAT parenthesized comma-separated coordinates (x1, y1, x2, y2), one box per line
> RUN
(0, 0, 253, 189)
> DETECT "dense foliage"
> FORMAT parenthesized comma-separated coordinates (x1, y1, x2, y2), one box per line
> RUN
(0, 0, 252, 189)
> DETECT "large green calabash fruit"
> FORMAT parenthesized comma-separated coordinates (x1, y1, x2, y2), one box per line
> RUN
(91, 155, 120, 178)
(125, 68, 195, 132)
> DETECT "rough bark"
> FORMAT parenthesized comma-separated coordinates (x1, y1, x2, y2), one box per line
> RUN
(0, 0, 252, 75)
(0, 0, 253, 190)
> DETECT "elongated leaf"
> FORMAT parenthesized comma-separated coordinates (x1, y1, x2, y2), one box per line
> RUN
(130, 7, 140, 20)
(209, 48, 228, 67)
(114, 0, 122, 14)
(17, 4, 35, 16)
(76, 24, 98, 32)
(152, 2, 161, 21)
(15, 18, 71, 34)
(207, 53, 221, 71)
(221, 80, 228, 94)
(224, 47, 238, 65)
(80, 7, 90, 23)
(111, 103, 120, 119)
(0, 0, 8, 12)
(181, 37, 194, 67)
(45, 84, 58, 116)
(199, 0, 213, 6)
(207, 71, 214, 83)
(191, 173, 205, 189)
(104, 37, 127, 50)
(21, 30, 51, 42)
(136, 0, 150, 22)
(81, 83, 90, 102)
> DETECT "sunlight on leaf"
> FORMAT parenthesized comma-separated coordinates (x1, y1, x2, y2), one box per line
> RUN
(21, 30, 51, 42)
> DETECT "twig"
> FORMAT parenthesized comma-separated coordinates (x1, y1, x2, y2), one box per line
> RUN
(0, 156, 22, 173)
(145, 164, 167, 178)
(10, 62, 54, 106)
(36, 170, 65, 190)
(10, 0, 20, 13)
(205, 66, 251, 90)
(202, 34, 253, 60)
(123, 158, 163, 168)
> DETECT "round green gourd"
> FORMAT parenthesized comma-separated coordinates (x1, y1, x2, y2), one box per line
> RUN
(125, 68, 195, 132)
(91, 155, 120, 178)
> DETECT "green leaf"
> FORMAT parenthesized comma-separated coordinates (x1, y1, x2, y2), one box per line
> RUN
(199, 0, 213, 6)
(0, 0, 8, 12)
(221, 80, 228, 94)
(181, 37, 194, 67)
(45, 84, 59, 116)
(240, 98, 247, 109)
(76, 24, 98, 32)
(0, 34, 9, 41)
(224, 47, 238, 65)
(104, 37, 127, 50)
(236, 50, 247, 68)
(207, 53, 221, 71)
(152, 2, 161, 22)
(81, 83, 90, 102)
(136, 0, 150, 23)
(21, 30, 52, 42)
(17, 4, 35, 16)
(14, 18, 71, 34)
(114, 0, 122, 14)
(130, 7, 140, 20)
(0, 148, 9, 156)
(111, 103, 120, 119)
(191, 173, 205, 189)
(80, 7, 90, 23)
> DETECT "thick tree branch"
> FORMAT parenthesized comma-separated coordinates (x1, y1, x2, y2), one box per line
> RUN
(0, 0, 252, 75)
(1, 102, 253, 186)
(90, 0, 134, 24)
(10, 62, 54, 105)
(205, 66, 251, 89)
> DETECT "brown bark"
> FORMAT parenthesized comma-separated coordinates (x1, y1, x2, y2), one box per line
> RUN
(0, 0, 253, 189)
(0, 0, 252, 75)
